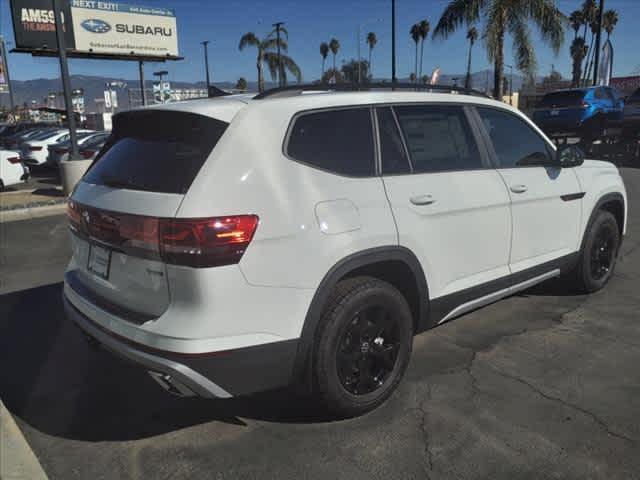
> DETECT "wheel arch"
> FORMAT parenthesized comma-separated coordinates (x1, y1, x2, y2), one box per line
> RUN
(580, 192, 626, 251)
(290, 246, 429, 392)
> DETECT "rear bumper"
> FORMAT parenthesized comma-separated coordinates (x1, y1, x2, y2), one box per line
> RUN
(63, 291, 300, 398)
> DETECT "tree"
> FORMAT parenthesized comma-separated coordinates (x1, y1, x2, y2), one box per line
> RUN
(569, 10, 584, 40)
(329, 38, 340, 72)
(320, 42, 329, 77)
(235, 77, 248, 91)
(410, 24, 420, 83)
(418, 20, 430, 79)
(582, 9, 600, 85)
(570, 37, 588, 87)
(341, 59, 370, 83)
(464, 26, 478, 89)
(366, 32, 377, 77)
(239, 30, 302, 92)
(421, 74, 430, 85)
(322, 68, 343, 84)
(543, 64, 563, 87)
(603, 10, 619, 39)
(409, 72, 417, 83)
(433, 0, 565, 99)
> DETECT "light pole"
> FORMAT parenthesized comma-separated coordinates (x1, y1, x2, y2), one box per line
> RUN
(593, 0, 604, 86)
(391, 0, 397, 85)
(51, 0, 79, 159)
(272, 22, 285, 87)
(153, 70, 169, 103)
(201, 40, 211, 90)
(505, 63, 514, 101)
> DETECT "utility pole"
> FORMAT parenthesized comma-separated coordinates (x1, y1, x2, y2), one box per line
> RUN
(1, 38, 15, 112)
(357, 25, 361, 84)
(201, 40, 211, 90)
(138, 61, 146, 106)
(52, 0, 79, 158)
(391, 0, 397, 85)
(273, 22, 284, 88)
(593, 0, 604, 86)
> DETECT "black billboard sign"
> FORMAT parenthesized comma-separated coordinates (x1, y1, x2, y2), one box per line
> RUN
(10, 0, 75, 51)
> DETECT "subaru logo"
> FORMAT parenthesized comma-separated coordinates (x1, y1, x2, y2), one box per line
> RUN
(81, 19, 111, 34)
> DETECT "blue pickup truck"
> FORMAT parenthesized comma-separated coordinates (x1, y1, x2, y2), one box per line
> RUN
(533, 86, 625, 141)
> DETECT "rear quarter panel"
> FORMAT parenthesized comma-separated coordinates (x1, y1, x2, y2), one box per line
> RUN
(177, 101, 398, 290)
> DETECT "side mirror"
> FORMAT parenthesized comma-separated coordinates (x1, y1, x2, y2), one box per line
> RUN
(556, 144, 585, 168)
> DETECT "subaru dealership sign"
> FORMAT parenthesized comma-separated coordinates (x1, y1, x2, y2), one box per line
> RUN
(70, 1, 178, 57)
(10, 0, 179, 59)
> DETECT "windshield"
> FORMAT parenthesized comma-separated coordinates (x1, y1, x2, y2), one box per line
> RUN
(538, 90, 586, 108)
(84, 110, 228, 194)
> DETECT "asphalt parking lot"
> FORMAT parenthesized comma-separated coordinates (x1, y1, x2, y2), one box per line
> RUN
(1, 166, 640, 479)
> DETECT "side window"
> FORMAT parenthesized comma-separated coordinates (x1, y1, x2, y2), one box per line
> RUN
(477, 107, 551, 168)
(59, 134, 69, 142)
(287, 108, 375, 177)
(376, 107, 410, 175)
(394, 104, 483, 173)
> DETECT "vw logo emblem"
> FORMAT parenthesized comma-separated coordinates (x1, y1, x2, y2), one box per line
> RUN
(81, 19, 112, 34)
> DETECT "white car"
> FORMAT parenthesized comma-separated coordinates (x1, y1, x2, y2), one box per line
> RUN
(0, 150, 29, 189)
(21, 129, 93, 166)
(63, 86, 627, 416)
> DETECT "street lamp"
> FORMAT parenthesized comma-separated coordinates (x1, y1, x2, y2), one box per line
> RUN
(391, 0, 397, 85)
(201, 40, 211, 90)
(504, 63, 514, 102)
(356, 18, 382, 84)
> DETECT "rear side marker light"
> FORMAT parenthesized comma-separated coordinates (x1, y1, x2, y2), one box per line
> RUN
(7, 157, 21, 164)
(67, 200, 259, 268)
(29, 146, 43, 151)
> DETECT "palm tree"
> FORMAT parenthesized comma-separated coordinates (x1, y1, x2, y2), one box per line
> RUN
(569, 10, 584, 40)
(329, 38, 340, 72)
(581, 0, 597, 40)
(239, 30, 302, 93)
(582, 11, 600, 85)
(366, 32, 377, 77)
(418, 20, 430, 79)
(570, 37, 588, 87)
(464, 26, 478, 89)
(603, 10, 619, 39)
(320, 42, 329, 77)
(433, 0, 565, 99)
(410, 24, 420, 83)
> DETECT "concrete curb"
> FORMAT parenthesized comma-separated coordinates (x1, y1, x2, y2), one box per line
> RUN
(0, 399, 48, 480)
(0, 203, 67, 224)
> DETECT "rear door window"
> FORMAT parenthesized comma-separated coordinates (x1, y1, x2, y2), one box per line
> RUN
(286, 108, 375, 177)
(394, 104, 483, 173)
(84, 110, 228, 194)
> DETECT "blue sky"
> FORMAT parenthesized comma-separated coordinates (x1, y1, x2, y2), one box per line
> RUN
(2, 0, 639, 84)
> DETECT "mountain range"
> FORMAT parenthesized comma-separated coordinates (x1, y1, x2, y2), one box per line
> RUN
(0, 70, 531, 111)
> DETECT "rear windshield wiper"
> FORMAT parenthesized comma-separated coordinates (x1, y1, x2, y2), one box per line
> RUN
(100, 176, 156, 192)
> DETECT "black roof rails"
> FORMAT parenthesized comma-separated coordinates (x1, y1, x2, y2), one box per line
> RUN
(253, 82, 491, 100)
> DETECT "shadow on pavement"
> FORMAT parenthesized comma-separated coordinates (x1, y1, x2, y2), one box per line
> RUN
(0, 283, 330, 443)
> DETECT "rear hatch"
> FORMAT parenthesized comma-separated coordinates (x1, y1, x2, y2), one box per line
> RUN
(534, 90, 587, 130)
(67, 108, 231, 322)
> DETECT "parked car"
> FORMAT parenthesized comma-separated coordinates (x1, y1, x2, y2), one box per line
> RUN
(622, 87, 640, 138)
(47, 131, 109, 165)
(532, 86, 625, 141)
(63, 87, 627, 417)
(2, 127, 57, 150)
(0, 150, 29, 190)
(77, 133, 110, 161)
(21, 129, 93, 166)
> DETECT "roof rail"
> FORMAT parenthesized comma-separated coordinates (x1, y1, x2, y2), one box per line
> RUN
(253, 82, 491, 100)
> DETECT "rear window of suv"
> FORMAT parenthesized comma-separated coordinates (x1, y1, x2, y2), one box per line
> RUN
(84, 110, 228, 194)
(286, 108, 375, 177)
(538, 91, 585, 108)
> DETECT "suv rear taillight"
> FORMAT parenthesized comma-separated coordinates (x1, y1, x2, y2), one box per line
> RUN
(7, 157, 21, 164)
(28, 146, 43, 151)
(80, 150, 96, 159)
(581, 101, 590, 109)
(68, 201, 258, 268)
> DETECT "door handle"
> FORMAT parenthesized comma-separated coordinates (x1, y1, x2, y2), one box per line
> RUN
(410, 194, 436, 206)
(510, 184, 528, 194)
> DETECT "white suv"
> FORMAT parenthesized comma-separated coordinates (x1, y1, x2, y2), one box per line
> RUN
(63, 86, 627, 416)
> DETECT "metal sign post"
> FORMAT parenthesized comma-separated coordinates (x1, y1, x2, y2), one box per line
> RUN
(52, 0, 79, 158)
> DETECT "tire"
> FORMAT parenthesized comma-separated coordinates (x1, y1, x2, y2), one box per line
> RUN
(570, 210, 620, 293)
(314, 276, 414, 417)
